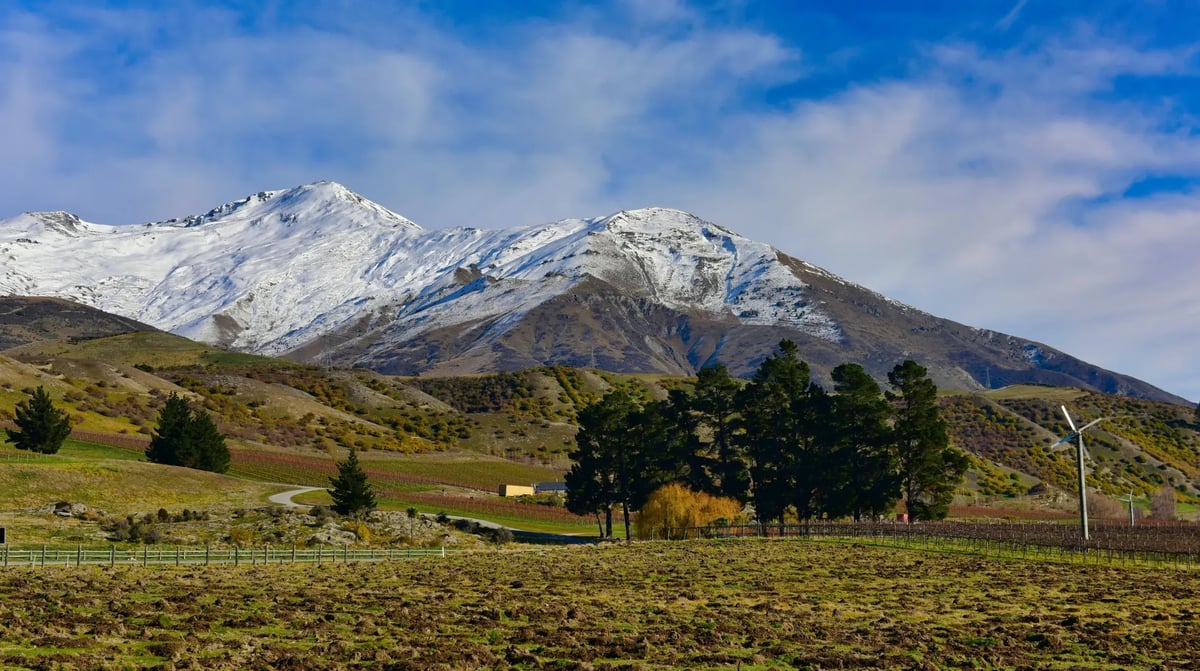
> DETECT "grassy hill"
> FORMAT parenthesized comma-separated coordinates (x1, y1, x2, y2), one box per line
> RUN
(943, 386, 1200, 505)
(3, 330, 1198, 534)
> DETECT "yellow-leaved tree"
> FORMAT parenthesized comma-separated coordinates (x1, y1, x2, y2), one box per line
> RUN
(635, 483, 742, 540)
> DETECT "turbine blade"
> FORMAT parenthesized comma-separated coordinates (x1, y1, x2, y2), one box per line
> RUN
(1061, 405, 1078, 431)
(1077, 417, 1104, 433)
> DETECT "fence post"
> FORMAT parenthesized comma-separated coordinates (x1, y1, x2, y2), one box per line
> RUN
(292, 544, 296, 564)
(317, 544, 322, 564)
(175, 546, 180, 567)
(235, 545, 240, 567)
(205, 545, 210, 566)
(441, 546, 445, 558)
(3, 546, 7, 568)
(40, 544, 46, 567)
(110, 545, 115, 567)
(142, 545, 147, 567)
(77, 544, 82, 567)
(343, 544, 348, 563)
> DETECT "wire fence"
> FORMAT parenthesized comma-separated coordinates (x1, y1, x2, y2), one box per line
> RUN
(647, 521, 1200, 569)
(0, 544, 455, 568)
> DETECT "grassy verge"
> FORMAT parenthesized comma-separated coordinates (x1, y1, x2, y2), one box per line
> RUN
(291, 489, 596, 535)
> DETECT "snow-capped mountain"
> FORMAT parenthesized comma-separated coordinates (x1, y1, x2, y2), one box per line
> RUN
(0, 181, 1183, 403)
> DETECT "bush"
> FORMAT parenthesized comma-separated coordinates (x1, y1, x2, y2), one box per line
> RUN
(343, 519, 371, 544)
(486, 527, 514, 546)
(103, 515, 164, 543)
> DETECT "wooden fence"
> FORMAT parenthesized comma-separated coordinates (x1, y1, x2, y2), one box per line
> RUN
(648, 521, 1200, 569)
(0, 544, 455, 568)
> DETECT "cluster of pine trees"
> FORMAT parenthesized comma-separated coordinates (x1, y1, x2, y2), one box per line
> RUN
(144, 393, 230, 473)
(566, 340, 969, 538)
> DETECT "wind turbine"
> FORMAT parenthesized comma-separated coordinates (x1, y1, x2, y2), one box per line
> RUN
(1051, 406, 1105, 542)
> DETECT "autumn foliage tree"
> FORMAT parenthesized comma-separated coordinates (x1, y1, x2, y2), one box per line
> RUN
(634, 483, 742, 540)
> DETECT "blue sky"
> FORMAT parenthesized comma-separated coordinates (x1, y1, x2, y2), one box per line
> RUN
(2, 1, 1199, 401)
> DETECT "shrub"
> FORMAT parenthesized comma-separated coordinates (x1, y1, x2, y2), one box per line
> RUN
(487, 527, 514, 546)
(227, 527, 254, 546)
(343, 520, 371, 544)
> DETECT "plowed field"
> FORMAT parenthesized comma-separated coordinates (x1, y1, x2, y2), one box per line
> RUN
(0, 539, 1196, 669)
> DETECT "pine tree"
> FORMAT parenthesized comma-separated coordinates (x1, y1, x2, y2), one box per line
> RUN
(5, 386, 71, 454)
(145, 393, 229, 473)
(738, 340, 826, 523)
(146, 393, 193, 466)
(827, 363, 898, 521)
(887, 360, 968, 522)
(642, 390, 708, 494)
(692, 365, 750, 503)
(565, 390, 646, 539)
(189, 410, 230, 474)
(329, 447, 376, 518)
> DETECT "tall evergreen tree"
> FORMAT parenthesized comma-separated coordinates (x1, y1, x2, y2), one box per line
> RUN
(644, 390, 710, 494)
(5, 386, 71, 454)
(826, 364, 898, 521)
(887, 360, 968, 522)
(146, 393, 194, 466)
(565, 391, 644, 539)
(145, 393, 229, 473)
(692, 365, 750, 502)
(189, 410, 230, 474)
(738, 340, 825, 523)
(329, 447, 376, 518)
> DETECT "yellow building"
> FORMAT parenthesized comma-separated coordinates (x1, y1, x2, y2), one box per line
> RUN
(499, 484, 535, 497)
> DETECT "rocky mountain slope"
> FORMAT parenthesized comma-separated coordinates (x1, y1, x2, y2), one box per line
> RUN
(0, 181, 1184, 403)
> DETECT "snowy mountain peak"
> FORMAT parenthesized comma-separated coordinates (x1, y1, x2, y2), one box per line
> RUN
(0, 182, 1183, 402)
(0, 210, 112, 241)
(596, 207, 746, 247)
(153, 180, 422, 232)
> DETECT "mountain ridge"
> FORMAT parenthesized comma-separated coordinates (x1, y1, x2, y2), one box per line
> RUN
(0, 181, 1186, 404)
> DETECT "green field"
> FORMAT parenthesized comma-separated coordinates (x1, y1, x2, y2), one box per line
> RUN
(0, 539, 1194, 669)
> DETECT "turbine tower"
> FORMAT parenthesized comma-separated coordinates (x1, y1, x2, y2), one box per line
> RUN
(1051, 405, 1105, 542)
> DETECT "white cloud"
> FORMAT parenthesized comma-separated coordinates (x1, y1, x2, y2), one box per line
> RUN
(641, 39, 1200, 400)
(0, 5, 1197, 400)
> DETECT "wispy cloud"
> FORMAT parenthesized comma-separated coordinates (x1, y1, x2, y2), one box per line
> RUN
(996, 0, 1029, 31)
(0, 2, 1197, 400)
